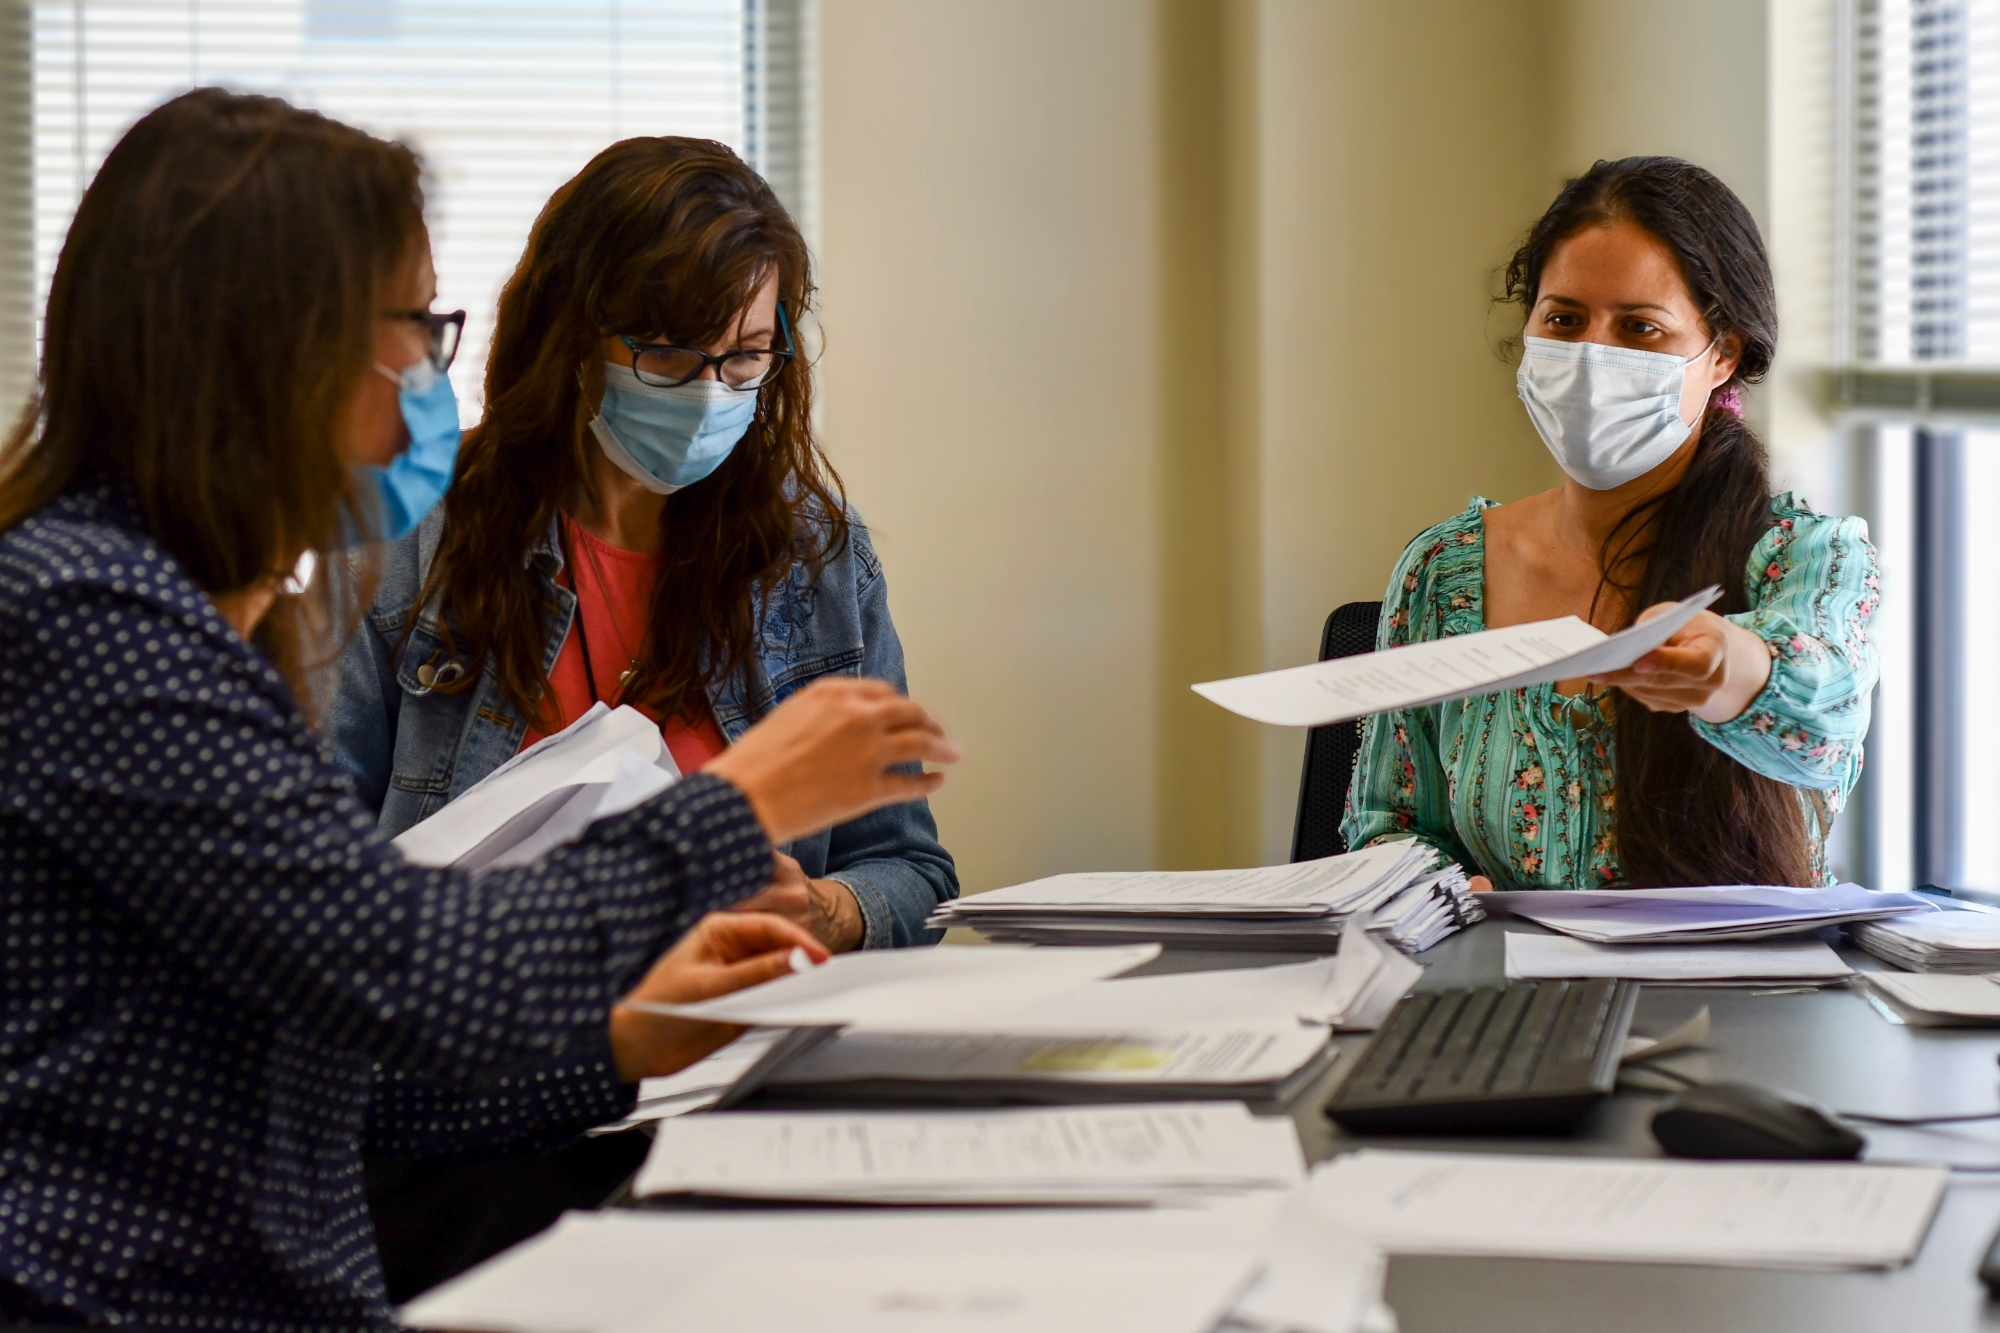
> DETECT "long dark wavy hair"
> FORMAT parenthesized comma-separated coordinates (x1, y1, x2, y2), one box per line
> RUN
(0, 89, 421, 709)
(1502, 156, 1812, 888)
(417, 137, 846, 728)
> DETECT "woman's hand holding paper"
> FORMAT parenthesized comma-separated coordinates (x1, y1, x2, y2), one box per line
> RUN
(608, 912, 826, 1083)
(1589, 604, 1773, 724)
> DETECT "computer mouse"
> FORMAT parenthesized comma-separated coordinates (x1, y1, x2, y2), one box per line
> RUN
(1649, 1082, 1865, 1160)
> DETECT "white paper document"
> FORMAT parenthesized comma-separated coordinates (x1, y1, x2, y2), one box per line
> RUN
(1308, 1150, 1947, 1270)
(392, 704, 677, 871)
(631, 1102, 1305, 1203)
(626, 942, 1159, 1031)
(1505, 932, 1854, 984)
(402, 1198, 1302, 1333)
(771, 1022, 1333, 1090)
(1481, 883, 1933, 943)
(962, 927, 1421, 1035)
(955, 843, 1425, 913)
(1862, 972, 2000, 1026)
(1190, 587, 1720, 727)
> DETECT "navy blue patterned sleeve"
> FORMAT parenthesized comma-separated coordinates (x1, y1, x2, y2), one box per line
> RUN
(365, 1035, 634, 1160)
(0, 494, 784, 1327)
(5, 549, 768, 1086)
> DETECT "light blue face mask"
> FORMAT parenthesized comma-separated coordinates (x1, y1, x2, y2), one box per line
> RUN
(589, 361, 759, 494)
(361, 356, 461, 543)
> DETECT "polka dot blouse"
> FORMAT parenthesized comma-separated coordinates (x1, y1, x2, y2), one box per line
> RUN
(0, 485, 773, 1330)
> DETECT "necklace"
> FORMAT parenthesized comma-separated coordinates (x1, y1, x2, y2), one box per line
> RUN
(560, 516, 640, 704)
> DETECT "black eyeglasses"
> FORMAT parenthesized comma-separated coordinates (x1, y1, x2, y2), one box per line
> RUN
(384, 308, 467, 372)
(619, 302, 797, 390)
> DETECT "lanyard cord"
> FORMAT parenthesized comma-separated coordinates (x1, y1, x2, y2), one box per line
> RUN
(559, 517, 610, 708)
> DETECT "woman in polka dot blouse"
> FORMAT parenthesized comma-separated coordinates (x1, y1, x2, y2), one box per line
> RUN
(0, 91, 956, 1331)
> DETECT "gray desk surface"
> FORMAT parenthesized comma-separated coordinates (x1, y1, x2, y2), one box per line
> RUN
(1129, 919, 2000, 1333)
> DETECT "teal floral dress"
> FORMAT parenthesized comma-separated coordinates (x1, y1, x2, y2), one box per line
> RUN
(1340, 493, 1881, 889)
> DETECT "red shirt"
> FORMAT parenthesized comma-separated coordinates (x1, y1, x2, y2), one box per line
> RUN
(520, 518, 729, 775)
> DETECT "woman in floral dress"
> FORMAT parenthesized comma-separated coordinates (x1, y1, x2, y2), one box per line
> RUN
(1343, 157, 1879, 891)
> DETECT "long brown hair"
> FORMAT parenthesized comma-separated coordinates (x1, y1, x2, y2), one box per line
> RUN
(0, 88, 424, 707)
(419, 137, 846, 729)
(1503, 157, 1813, 887)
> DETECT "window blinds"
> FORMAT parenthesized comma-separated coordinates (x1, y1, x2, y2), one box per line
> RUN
(27, 0, 806, 423)
(1855, 0, 2000, 365)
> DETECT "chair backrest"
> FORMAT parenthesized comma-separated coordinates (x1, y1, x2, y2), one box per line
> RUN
(1289, 599, 1382, 863)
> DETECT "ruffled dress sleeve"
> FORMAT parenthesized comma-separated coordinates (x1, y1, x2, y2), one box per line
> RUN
(1689, 495, 1881, 801)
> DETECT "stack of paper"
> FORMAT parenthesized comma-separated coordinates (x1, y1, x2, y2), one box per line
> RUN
(1851, 904, 2000, 972)
(1308, 1150, 1947, 1270)
(631, 1103, 1304, 1204)
(401, 1196, 1390, 1333)
(1191, 587, 1719, 727)
(619, 934, 1417, 1112)
(1481, 883, 1933, 944)
(929, 841, 1484, 953)
(1860, 972, 2000, 1026)
(1504, 932, 1855, 985)
(762, 1022, 1341, 1107)
(392, 703, 677, 873)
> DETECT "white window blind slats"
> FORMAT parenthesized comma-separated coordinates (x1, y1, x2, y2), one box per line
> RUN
(1856, 0, 2000, 366)
(29, 0, 775, 423)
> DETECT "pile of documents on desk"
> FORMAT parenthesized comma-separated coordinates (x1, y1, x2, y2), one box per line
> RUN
(929, 839, 1484, 953)
(1850, 901, 2000, 972)
(1480, 882, 1933, 944)
(1859, 971, 2000, 1026)
(392, 703, 676, 872)
(628, 930, 1421, 1110)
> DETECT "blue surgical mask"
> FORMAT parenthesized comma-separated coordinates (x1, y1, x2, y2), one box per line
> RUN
(588, 361, 758, 494)
(361, 356, 461, 542)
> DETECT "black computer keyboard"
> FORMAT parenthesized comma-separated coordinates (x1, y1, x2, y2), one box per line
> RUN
(1326, 978, 1639, 1134)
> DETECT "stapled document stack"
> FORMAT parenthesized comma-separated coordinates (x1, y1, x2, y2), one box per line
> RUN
(631, 1103, 1305, 1204)
(392, 703, 676, 872)
(1850, 905, 2000, 973)
(929, 840, 1484, 953)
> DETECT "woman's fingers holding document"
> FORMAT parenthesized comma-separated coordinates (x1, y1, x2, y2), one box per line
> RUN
(608, 913, 827, 1082)
(1588, 606, 1774, 725)
(704, 677, 960, 845)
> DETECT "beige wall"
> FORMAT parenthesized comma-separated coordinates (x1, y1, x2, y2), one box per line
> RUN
(817, 1, 1165, 894)
(819, 0, 1824, 893)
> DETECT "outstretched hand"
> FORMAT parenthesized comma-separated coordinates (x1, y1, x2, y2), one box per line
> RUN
(1589, 604, 1772, 724)
(606, 912, 828, 1083)
(703, 677, 960, 845)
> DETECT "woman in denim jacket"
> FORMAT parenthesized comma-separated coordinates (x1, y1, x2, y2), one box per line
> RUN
(324, 137, 958, 1298)
(326, 137, 957, 955)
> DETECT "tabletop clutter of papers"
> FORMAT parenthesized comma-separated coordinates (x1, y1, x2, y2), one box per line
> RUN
(382, 672, 1982, 1333)
(929, 839, 1484, 953)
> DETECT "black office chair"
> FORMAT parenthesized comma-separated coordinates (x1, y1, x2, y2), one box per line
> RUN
(1288, 600, 1382, 863)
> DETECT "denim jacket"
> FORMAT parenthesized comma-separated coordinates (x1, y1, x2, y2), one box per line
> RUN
(324, 505, 956, 948)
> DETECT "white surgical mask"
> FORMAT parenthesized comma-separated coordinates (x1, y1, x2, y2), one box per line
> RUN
(1515, 335, 1717, 490)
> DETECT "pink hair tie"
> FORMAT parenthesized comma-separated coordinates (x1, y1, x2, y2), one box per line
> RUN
(1711, 383, 1745, 418)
